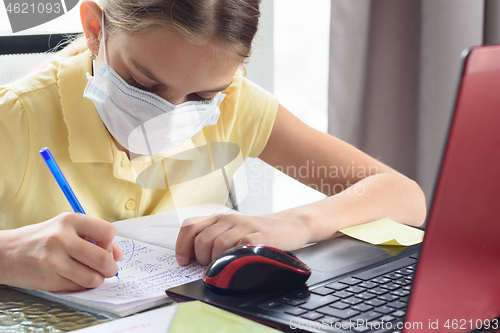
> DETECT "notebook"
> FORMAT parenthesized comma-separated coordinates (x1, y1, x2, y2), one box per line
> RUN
(19, 203, 235, 318)
(166, 45, 500, 332)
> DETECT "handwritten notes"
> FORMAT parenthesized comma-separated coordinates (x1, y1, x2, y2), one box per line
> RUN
(58, 236, 205, 304)
(339, 218, 425, 246)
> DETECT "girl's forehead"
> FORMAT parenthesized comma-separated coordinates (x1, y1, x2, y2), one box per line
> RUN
(119, 26, 240, 65)
(112, 26, 241, 88)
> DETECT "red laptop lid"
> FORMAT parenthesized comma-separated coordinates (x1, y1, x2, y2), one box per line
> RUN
(404, 46, 500, 332)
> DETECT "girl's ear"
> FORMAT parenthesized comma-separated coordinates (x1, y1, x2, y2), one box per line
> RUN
(80, 0, 103, 57)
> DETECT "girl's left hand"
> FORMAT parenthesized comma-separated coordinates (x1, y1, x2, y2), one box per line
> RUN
(175, 213, 311, 266)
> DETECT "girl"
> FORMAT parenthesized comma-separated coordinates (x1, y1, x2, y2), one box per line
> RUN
(0, 0, 426, 291)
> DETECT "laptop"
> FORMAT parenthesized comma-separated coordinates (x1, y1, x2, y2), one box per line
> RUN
(166, 45, 500, 333)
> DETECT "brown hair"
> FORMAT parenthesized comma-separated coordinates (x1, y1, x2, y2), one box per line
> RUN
(63, 0, 261, 61)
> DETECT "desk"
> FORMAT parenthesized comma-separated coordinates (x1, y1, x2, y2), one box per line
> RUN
(0, 285, 111, 332)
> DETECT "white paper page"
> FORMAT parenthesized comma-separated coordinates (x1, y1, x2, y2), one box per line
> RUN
(72, 304, 178, 332)
(51, 236, 205, 304)
(113, 203, 238, 250)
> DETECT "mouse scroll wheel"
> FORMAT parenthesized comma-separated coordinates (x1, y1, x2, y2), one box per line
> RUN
(284, 250, 298, 259)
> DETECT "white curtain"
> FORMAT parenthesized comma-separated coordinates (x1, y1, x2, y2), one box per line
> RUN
(328, 0, 500, 208)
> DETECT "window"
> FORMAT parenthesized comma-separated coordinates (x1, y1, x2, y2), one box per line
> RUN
(271, 0, 330, 212)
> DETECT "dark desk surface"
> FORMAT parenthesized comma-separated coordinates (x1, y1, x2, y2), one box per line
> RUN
(0, 285, 111, 332)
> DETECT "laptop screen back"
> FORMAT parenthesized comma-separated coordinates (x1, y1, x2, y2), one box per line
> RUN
(404, 45, 500, 332)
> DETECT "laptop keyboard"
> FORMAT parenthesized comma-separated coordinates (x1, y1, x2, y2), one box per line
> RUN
(258, 256, 418, 332)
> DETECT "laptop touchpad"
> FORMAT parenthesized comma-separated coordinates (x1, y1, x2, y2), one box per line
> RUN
(295, 236, 399, 286)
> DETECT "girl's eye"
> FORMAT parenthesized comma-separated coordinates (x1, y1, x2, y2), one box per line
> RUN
(192, 94, 212, 102)
(128, 76, 155, 92)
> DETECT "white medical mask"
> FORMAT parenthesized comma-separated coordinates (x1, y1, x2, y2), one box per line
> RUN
(83, 12, 225, 155)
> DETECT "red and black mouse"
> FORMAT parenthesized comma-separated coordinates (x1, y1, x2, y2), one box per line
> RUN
(202, 244, 311, 293)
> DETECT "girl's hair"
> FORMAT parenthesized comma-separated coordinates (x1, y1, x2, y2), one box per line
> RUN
(62, 0, 261, 61)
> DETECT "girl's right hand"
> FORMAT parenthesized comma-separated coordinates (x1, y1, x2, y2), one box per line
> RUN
(0, 213, 123, 291)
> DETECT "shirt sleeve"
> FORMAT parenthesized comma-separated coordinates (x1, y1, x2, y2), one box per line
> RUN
(0, 87, 29, 210)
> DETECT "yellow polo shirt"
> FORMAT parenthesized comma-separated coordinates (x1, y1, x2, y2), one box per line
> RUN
(0, 50, 278, 230)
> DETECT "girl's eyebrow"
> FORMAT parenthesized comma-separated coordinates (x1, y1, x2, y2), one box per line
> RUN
(198, 82, 232, 93)
(132, 60, 165, 85)
(131, 60, 232, 93)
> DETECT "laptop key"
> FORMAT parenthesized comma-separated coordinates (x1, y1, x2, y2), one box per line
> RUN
(387, 300, 407, 309)
(286, 299, 307, 306)
(364, 320, 385, 330)
(299, 295, 340, 311)
(368, 287, 388, 295)
(316, 306, 360, 319)
(330, 301, 350, 310)
(346, 286, 366, 293)
(380, 315, 396, 322)
(259, 301, 282, 309)
(392, 310, 406, 318)
(378, 294, 399, 302)
(395, 268, 413, 275)
(381, 282, 400, 290)
(373, 305, 396, 315)
(353, 326, 371, 333)
(352, 303, 374, 312)
(365, 298, 386, 307)
(356, 292, 377, 300)
(351, 310, 382, 322)
(338, 277, 362, 286)
(333, 290, 354, 298)
(342, 296, 363, 305)
(318, 316, 340, 325)
(394, 278, 412, 286)
(285, 308, 308, 316)
(291, 291, 311, 298)
(384, 272, 403, 280)
(371, 277, 391, 284)
(359, 281, 378, 289)
(339, 320, 358, 331)
(326, 281, 348, 291)
(278, 296, 293, 303)
(391, 289, 410, 297)
(301, 312, 324, 321)
(311, 286, 334, 296)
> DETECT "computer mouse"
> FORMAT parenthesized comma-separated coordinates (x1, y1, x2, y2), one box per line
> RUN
(202, 244, 311, 293)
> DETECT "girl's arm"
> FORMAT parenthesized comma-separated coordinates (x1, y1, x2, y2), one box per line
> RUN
(258, 104, 427, 237)
(175, 104, 426, 266)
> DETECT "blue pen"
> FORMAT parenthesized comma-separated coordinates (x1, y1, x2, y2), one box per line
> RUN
(40, 148, 86, 214)
(39, 147, 119, 279)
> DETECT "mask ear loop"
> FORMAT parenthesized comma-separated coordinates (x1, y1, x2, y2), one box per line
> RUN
(90, 9, 108, 76)
(101, 9, 108, 65)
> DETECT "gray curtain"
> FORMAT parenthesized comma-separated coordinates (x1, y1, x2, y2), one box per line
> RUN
(328, 0, 500, 208)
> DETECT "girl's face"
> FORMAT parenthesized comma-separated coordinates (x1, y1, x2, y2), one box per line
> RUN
(94, 25, 242, 105)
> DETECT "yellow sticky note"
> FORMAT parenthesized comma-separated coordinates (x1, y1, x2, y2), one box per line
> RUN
(339, 218, 424, 246)
(169, 301, 280, 333)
